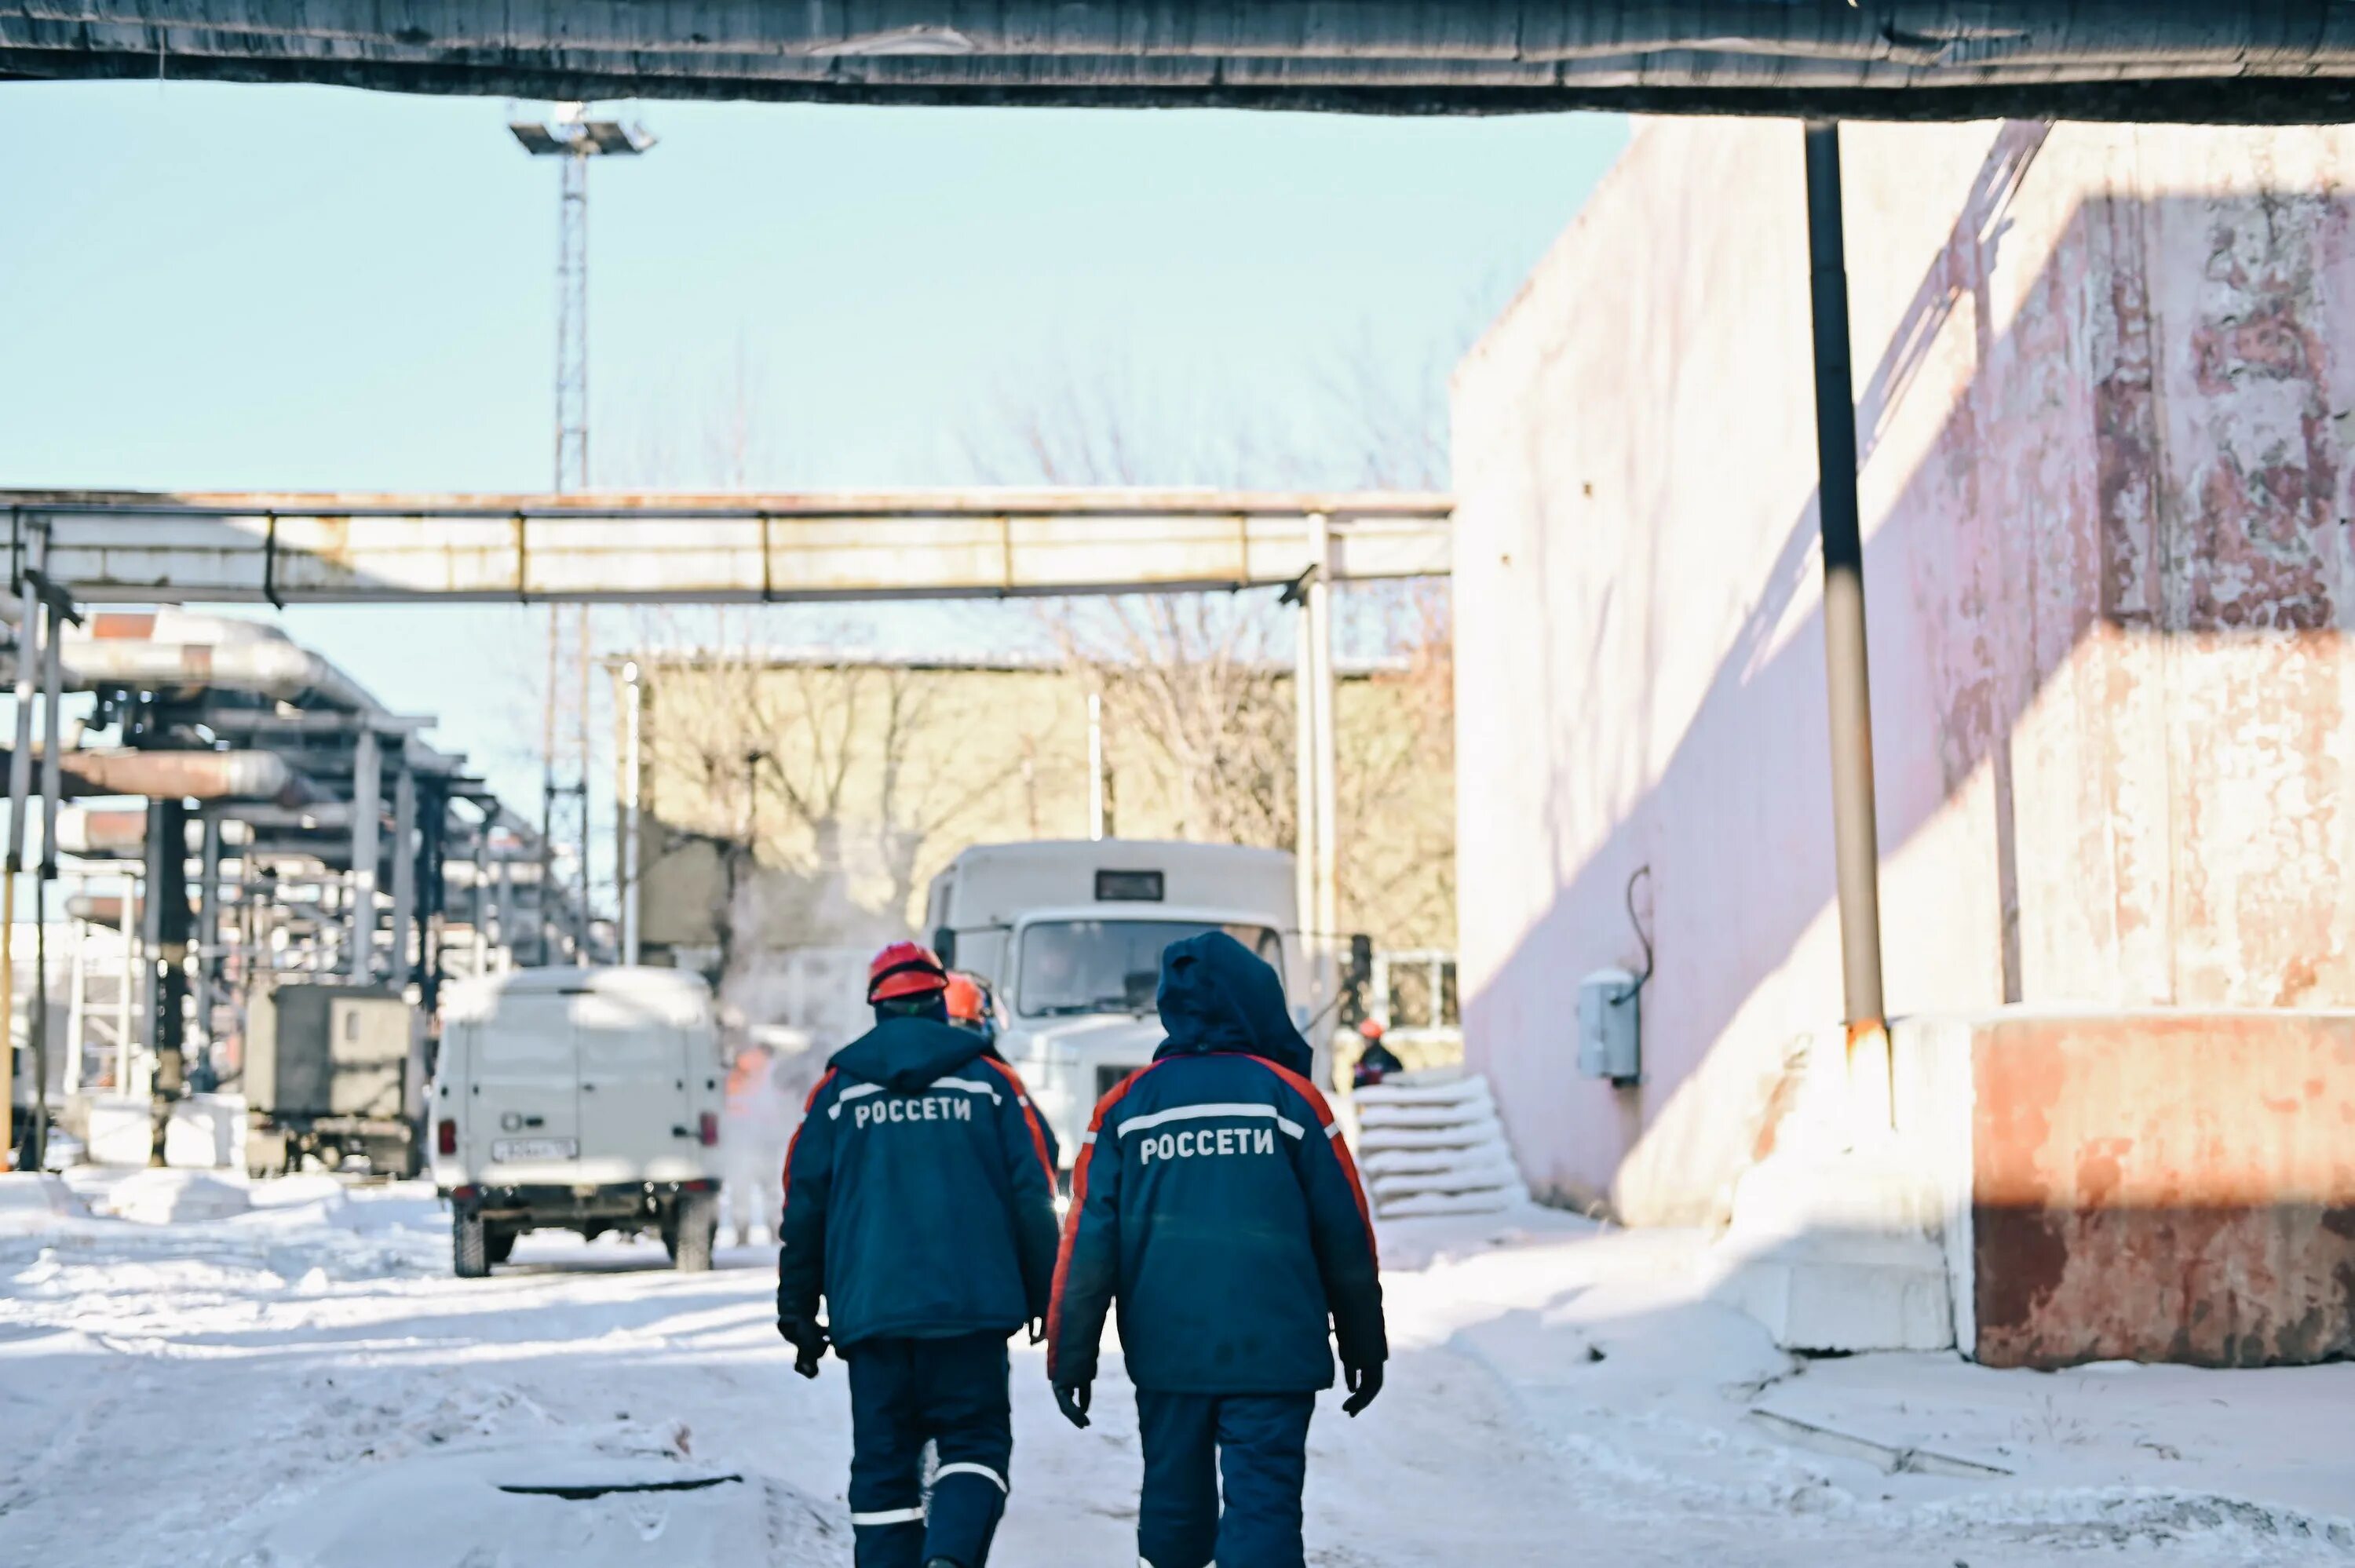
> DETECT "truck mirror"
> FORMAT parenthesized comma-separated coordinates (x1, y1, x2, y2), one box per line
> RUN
(933, 927, 957, 968)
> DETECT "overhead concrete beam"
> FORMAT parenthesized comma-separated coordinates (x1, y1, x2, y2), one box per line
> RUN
(5, 490, 1454, 604)
(2, 3, 2353, 119)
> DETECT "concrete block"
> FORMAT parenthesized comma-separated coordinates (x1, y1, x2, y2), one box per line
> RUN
(83, 1096, 155, 1166)
(164, 1094, 248, 1170)
(1711, 1147, 1958, 1353)
(1715, 1233, 1956, 1354)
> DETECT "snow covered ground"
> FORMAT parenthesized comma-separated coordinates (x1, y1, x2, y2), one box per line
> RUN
(1, 1171, 2349, 1566)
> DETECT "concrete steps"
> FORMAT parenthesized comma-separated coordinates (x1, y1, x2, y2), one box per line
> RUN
(1352, 1074, 1527, 1218)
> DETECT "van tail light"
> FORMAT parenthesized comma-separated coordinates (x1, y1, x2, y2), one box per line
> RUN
(698, 1111, 720, 1147)
(436, 1118, 458, 1157)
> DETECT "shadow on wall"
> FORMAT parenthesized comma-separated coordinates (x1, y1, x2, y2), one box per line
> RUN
(1479, 126, 2355, 1223)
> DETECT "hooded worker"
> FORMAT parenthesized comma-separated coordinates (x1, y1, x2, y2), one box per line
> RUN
(777, 941, 1061, 1568)
(1046, 932, 1387, 1568)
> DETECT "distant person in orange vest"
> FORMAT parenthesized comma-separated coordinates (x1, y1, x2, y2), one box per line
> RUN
(723, 1040, 790, 1247)
(945, 972, 1058, 1169)
(1350, 1018, 1405, 1091)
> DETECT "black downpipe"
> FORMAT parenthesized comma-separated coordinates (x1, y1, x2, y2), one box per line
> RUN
(1803, 122, 1887, 1029)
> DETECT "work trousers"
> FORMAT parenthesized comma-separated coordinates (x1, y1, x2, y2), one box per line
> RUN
(842, 1333, 1013, 1568)
(1134, 1389, 1316, 1568)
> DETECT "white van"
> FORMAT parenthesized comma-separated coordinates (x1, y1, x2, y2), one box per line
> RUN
(429, 966, 726, 1277)
(923, 840, 1320, 1173)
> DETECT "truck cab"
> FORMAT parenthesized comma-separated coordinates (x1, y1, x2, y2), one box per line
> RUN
(924, 840, 1320, 1170)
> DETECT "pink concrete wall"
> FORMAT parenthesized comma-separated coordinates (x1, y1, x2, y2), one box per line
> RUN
(1453, 119, 2355, 1223)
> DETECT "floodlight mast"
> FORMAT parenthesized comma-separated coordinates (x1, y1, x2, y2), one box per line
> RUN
(507, 104, 653, 965)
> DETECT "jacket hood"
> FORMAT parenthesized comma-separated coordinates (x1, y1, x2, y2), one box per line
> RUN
(831, 1015, 991, 1092)
(1152, 931, 1313, 1078)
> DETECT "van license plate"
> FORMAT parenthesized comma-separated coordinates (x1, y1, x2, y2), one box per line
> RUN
(491, 1137, 577, 1162)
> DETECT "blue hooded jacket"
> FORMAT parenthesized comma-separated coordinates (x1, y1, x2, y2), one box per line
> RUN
(778, 1015, 1061, 1348)
(1047, 932, 1386, 1395)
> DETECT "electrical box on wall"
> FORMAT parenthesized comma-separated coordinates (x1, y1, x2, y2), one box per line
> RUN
(1578, 968, 1641, 1085)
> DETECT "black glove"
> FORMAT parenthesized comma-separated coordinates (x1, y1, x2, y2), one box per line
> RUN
(1342, 1361, 1383, 1417)
(1053, 1380, 1092, 1430)
(778, 1318, 829, 1379)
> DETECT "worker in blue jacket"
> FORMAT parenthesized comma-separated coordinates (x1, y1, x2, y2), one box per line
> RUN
(779, 942, 1061, 1568)
(1047, 931, 1387, 1568)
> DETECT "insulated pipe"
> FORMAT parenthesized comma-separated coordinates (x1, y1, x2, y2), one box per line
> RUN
(49, 748, 321, 805)
(54, 806, 148, 856)
(6, 622, 382, 711)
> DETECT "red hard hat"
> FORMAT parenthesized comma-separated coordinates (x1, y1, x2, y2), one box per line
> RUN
(943, 972, 988, 1023)
(868, 941, 948, 1003)
(1358, 1017, 1387, 1041)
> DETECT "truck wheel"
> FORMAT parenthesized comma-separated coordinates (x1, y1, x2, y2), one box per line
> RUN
(453, 1213, 490, 1278)
(671, 1191, 717, 1273)
(485, 1227, 517, 1266)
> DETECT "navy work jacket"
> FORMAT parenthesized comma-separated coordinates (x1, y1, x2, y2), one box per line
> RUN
(1048, 932, 1387, 1395)
(779, 1016, 1061, 1348)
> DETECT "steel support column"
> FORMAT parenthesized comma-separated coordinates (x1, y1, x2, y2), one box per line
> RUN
(349, 726, 380, 984)
(1803, 122, 1887, 1030)
(417, 783, 447, 1016)
(143, 796, 189, 1162)
(1292, 587, 1318, 987)
(619, 660, 643, 964)
(389, 762, 417, 990)
(192, 815, 221, 1085)
(1306, 514, 1341, 972)
(0, 532, 39, 1168)
(28, 589, 64, 1167)
(471, 823, 492, 975)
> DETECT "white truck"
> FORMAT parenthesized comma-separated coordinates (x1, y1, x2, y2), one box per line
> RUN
(923, 839, 1323, 1173)
(428, 966, 727, 1277)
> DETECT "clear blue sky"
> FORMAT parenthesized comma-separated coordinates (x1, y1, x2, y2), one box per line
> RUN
(0, 81, 1624, 830)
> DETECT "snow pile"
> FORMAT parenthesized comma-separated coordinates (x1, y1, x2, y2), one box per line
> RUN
(1379, 1205, 2355, 1560)
(0, 1172, 87, 1231)
(3, 1171, 2350, 1566)
(98, 1169, 254, 1225)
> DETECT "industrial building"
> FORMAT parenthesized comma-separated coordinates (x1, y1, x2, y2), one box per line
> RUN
(1455, 117, 2355, 1366)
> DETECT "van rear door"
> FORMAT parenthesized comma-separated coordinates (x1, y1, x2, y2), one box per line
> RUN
(471, 994, 583, 1182)
(572, 988, 697, 1185)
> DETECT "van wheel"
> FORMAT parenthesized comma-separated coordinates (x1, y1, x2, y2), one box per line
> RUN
(486, 1227, 517, 1266)
(453, 1213, 490, 1278)
(670, 1191, 717, 1273)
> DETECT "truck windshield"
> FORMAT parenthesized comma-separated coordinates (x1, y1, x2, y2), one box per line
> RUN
(1017, 920, 1283, 1016)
